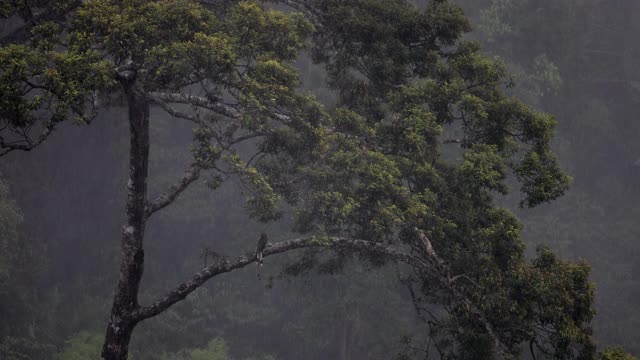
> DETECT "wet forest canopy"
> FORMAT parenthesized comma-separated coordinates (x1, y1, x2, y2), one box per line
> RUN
(1, 0, 640, 359)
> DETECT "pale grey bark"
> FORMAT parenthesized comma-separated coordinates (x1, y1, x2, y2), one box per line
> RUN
(149, 92, 239, 119)
(130, 237, 399, 322)
(101, 79, 150, 360)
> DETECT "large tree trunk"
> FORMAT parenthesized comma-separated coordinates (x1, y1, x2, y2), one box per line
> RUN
(101, 80, 150, 360)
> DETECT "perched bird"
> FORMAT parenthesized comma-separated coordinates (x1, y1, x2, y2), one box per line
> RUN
(256, 233, 269, 267)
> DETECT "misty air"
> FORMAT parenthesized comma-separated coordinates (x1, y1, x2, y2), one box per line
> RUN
(1, 1, 638, 359)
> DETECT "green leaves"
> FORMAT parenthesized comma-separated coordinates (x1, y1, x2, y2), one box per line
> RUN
(146, 32, 236, 90)
(514, 148, 572, 208)
(229, 2, 313, 61)
(295, 1, 592, 357)
(223, 154, 281, 222)
(0, 43, 113, 127)
(459, 144, 508, 194)
(57, 332, 103, 360)
(0, 45, 45, 127)
(520, 247, 595, 359)
(75, 0, 214, 62)
(0, 0, 603, 358)
(162, 338, 231, 360)
(597, 346, 638, 360)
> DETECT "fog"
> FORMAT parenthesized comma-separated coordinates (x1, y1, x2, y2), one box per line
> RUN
(1, 1, 639, 359)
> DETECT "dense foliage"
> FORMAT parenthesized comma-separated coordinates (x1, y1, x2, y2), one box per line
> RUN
(457, 0, 640, 353)
(0, 0, 637, 359)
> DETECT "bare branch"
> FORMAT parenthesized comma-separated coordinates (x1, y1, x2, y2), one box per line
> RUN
(230, 131, 269, 145)
(146, 93, 202, 125)
(130, 234, 509, 358)
(0, 122, 55, 157)
(149, 92, 239, 119)
(274, 0, 323, 28)
(145, 165, 201, 219)
(131, 237, 404, 321)
(440, 138, 462, 144)
(411, 227, 511, 357)
(125, 230, 512, 355)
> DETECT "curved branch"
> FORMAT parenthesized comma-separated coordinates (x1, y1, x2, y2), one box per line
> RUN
(149, 92, 239, 119)
(147, 92, 202, 125)
(0, 122, 55, 157)
(130, 234, 510, 355)
(440, 138, 462, 145)
(145, 165, 201, 219)
(131, 237, 404, 321)
(274, 0, 323, 28)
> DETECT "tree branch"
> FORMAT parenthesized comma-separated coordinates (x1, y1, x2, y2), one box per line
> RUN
(274, 0, 323, 28)
(129, 233, 510, 354)
(147, 92, 202, 125)
(0, 122, 55, 157)
(131, 237, 405, 321)
(149, 92, 239, 119)
(0, 1, 83, 46)
(440, 138, 462, 145)
(145, 165, 201, 219)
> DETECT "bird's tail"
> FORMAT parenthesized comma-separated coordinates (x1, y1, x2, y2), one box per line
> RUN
(256, 251, 263, 279)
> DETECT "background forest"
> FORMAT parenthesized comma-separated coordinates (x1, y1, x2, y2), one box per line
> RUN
(1, 0, 639, 359)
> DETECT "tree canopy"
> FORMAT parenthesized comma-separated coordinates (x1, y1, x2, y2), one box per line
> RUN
(0, 0, 633, 359)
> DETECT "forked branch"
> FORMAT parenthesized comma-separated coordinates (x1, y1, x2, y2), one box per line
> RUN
(145, 165, 202, 219)
(131, 237, 402, 321)
(130, 235, 510, 357)
(0, 123, 55, 157)
(149, 92, 239, 119)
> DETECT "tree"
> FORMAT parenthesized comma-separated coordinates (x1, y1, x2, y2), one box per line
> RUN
(1, 0, 606, 359)
(456, 0, 640, 353)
